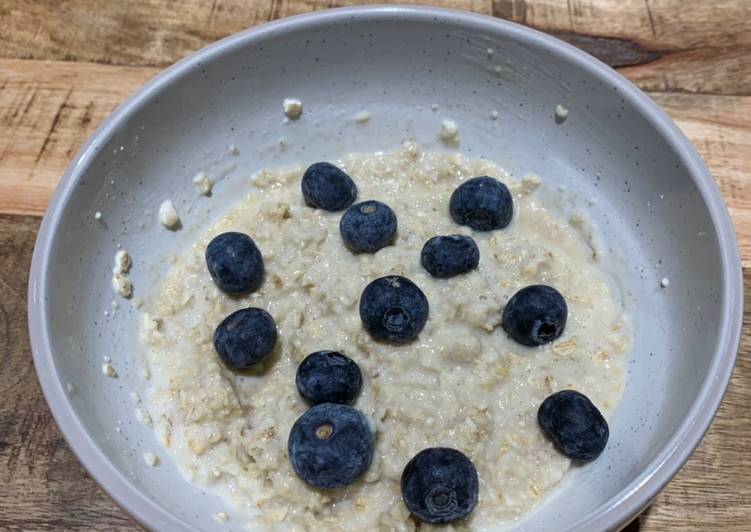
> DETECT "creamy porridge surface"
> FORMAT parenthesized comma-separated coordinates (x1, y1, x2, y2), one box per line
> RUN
(140, 143, 629, 531)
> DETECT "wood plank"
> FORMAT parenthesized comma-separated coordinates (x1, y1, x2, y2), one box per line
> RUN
(620, 47, 751, 96)
(0, 214, 137, 531)
(0, 212, 747, 529)
(648, 93, 751, 264)
(0, 0, 491, 67)
(638, 287, 751, 531)
(639, 287, 751, 531)
(1, 1, 749, 97)
(493, 0, 751, 50)
(2, 58, 751, 266)
(3, 0, 749, 68)
(0, 59, 158, 215)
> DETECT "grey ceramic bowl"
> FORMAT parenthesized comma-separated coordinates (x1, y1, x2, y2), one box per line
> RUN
(28, 6, 742, 531)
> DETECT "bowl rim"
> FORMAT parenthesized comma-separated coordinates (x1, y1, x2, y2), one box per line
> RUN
(27, 5, 743, 531)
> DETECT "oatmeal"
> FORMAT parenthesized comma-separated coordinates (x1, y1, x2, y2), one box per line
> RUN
(101, 362, 118, 378)
(111, 249, 133, 298)
(158, 199, 180, 228)
(354, 110, 372, 124)
(214, 511, 230, 524)
(439, 119, 460, 143)
(555, 104, 569, 121)
(283, 98, 303, 119)
(193, 171, 214, 196)
(140, 144, 629, 530)
(143, 451, 160, 467)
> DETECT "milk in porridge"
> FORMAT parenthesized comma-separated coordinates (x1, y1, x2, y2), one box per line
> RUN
(140, 143, 629, 530)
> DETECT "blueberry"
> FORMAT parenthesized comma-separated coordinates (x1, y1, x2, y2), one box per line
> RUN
(502, 285, 567, 346)
(538, 390, 609, 461)
(213, 308, 277, 369)
(340, 200, 397, 254)
(296, 351, 363, 406)
(301, 162, 358, 211)
(359, 276, 429, 343)
(205, 232, 264, 294)
(420, 235, 480, 278)
(449, 176, 513, 231)
(401, 447, 479, 524)
(288, 403, 374, 488)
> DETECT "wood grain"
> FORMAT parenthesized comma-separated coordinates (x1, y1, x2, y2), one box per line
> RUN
(619, 47, 751, 96)
(0, 59, 158, 216)
(0, 215, 136, 531)
(1, 1, 749, 95)
(1, 0, 749, 68)
(0, 0, 491, 67)
(493, 0, 751, 48)
(647, 93, 751, 265)
(3, 59, 751, 266)
(0, 0, 748, 530)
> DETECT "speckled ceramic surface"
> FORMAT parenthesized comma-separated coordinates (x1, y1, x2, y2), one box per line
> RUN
(28, 6, 742, 531)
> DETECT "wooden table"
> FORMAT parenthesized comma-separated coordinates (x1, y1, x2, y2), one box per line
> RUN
(1, 1, 749, 530)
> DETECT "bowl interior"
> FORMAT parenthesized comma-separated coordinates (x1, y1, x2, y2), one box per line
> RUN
(35, 8, 732, 531)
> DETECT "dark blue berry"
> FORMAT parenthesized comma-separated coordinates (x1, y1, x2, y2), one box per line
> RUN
(340, 200, 397, 254)
(205, 232, 264, 294)
(359, 276, 429, 344)
(288, 403, 374, 488)
(213, 308, 277, 369)
(502, 285, 567, 346)
(449, 176, 513, 231)
(538, 390, 609, 461)
(301, 162, 358, 211)
(401, 448, 478, 524)
(296, 351, 363, 406)
(420, 235, 479, 278)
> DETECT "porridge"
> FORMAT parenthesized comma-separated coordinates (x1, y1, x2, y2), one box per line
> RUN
(140, 143, 629, 530)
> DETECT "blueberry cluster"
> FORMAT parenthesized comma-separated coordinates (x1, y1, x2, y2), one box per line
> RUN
(290, 353, 372, 489)
(202, 161, 609, 525)
(205, 232, 276, 370)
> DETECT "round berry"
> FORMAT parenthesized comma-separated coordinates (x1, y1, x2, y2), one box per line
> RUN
(359, 276, 429, 344)
(401, 448, 478, 524)
(296, 351, 363, 406)
(449, 176, 513, 231)
(538, 390, 609, 461)
(502, 285, 567, 346)
(213, 308, 277, 369)
(340, 200, 397, 254)
(301, 162, 358, 211)
(288, 403, 374, 488)
(205, 232, 264, 294)
(420, 235, 480, 278)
